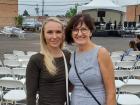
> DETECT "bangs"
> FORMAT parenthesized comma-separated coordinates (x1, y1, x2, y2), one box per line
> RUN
(73, 17, 84, 29)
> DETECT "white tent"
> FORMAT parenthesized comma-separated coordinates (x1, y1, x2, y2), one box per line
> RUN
(77, 0, 125, 13)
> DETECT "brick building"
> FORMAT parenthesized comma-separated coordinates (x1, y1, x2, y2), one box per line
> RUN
(0, 0, 18, 27)
(126, 4, 140, 23)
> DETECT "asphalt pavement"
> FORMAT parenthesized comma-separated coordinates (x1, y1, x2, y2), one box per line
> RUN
(0, 32, 133, 60)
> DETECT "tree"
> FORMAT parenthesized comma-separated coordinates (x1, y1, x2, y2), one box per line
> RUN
(15, 15, 23, 27)
(65, 4, 78, 18)
(23, 9, 30, 16)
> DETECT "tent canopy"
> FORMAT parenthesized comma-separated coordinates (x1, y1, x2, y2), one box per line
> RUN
(77, 0, 125, 13)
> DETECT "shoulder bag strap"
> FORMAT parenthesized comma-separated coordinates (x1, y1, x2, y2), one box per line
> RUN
(74, 51, 101, 105)
(62, 51, 70, 105)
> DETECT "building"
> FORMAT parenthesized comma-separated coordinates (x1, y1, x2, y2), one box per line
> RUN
(126, 4, 140, 23)
(0, 0, 18, 27)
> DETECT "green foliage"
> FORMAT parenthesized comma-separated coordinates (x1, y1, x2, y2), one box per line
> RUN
(65, 4, 78, 18)
(15, 15, 23, 27)
(23, 9, 30, 16)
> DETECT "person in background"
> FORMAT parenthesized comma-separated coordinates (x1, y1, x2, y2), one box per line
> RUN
(65, 14, 116, 105)
(26, 17, 71, 105)
(135, 35, 140, 51)
(129, 40, 137, 51)
(123, 40, 138, 57)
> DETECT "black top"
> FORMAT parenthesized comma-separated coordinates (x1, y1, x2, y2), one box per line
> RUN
(26, 50, 71, 105)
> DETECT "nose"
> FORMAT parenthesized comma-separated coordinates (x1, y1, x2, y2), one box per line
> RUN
(77, 29, 82, 36)
(52, 33, 57, 38)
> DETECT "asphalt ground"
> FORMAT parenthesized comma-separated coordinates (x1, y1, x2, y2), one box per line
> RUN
(0, 32, 133, 60)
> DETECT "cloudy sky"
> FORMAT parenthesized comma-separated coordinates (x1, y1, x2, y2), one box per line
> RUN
(18, 0, 140, 16)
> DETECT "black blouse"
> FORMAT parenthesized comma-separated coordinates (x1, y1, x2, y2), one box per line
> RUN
(26, 50, 71, 105)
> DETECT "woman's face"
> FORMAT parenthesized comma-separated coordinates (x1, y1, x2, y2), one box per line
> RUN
(72, 22, 92, 46)
(44, 21, 64, 49)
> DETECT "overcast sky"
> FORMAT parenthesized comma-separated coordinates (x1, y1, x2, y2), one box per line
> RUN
(18, 0, 140, 16)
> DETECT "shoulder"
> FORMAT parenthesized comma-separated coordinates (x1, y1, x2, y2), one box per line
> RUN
(30, 53, 44, 62)
(98, 47, 111, 60)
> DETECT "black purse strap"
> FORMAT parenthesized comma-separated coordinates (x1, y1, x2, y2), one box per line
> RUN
(74, 51, 101, 105)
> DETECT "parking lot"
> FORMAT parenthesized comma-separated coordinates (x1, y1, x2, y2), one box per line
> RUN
(0, 31, 133, 59)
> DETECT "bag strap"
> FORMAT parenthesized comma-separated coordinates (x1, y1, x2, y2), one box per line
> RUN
(74, 51, 101, 105)
(62, 51, 70, 105)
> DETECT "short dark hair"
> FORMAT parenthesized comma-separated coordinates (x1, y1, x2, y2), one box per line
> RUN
(136, 35, 140, 40)
(65, 13, 95, 44)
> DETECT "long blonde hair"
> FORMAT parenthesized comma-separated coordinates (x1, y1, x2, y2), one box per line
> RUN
(40, 17, 64, 75)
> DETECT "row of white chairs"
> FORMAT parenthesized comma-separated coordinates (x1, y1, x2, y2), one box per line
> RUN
(111, 51, 140, 57)
(0, 66, 26, 105)
(0, 67, 26, 81)
(0, 79, 26, 105)
(114, 69, 140, 105)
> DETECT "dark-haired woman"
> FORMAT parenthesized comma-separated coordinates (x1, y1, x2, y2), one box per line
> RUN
(65, 14, 116, 105)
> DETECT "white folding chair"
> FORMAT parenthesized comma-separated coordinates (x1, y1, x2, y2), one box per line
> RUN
(26, 51, 38, 57)
(129, 51, 140, 56)
(4, 54, 18, 60)
(123, 55, 136, 61)
(117, 84, 140, 105)
(12, 67, 26, 80)
(17, 55, 30, 62)
(3, 60, 21, 68)
(0, 79, 26, 105)
(111, 51, 124, 57)
(0, 67, 14, 80)
(20, 60, 29, 68)
(13, 50, 25, 56)
(116, 61, 135, 70)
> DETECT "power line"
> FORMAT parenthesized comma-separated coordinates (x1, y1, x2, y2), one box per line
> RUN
(0, 2, 87, 6)
(19, 0, 88, 3)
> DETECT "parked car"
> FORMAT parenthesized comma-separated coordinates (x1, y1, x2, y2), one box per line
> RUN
(22, 19, 42, 31)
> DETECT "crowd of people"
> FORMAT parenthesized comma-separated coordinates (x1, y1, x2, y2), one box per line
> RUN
(26, 13, 116, 105)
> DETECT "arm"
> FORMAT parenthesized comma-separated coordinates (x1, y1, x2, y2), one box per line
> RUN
(98, 48, 116, 105)
(26, 56, 40, 105)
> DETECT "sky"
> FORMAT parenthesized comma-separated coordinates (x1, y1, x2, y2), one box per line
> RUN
(18, 0, 140, 16)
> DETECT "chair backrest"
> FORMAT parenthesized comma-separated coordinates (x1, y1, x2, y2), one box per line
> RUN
(0, 67, 12, 76)
(116, 61, 135, 69)
(13, 50, 25, 56)
(20, 60, 29, 68)
(111, 51, 124, 57)
(114, 70, 131, 78)
(17, 55, 30, 62)
(129, 51, 140, 56)
(120, 84, 140, 94)
(12, 67, 26, 79)
(123, 55, 136, 61)
(0, 79, 24, 89)
(3, 60, 21, 68)
(111, 56, 121, 62)
(4, 54, 18, 60)
(26, 51, 38, 57)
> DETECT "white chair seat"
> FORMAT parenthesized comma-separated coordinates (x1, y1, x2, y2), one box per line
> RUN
(0, 77, 15, 80)
(124, 79, 140, 84)
(115, 80, 124, 88)
(117, 94, 140, 105)
(3, 90, 26, 101)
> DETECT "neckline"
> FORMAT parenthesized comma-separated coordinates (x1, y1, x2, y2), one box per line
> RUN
(76, 46, 98, 55)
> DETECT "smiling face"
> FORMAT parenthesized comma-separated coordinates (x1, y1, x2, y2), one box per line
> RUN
(44, 21, 64, 49)
(72, 22, 92, 46)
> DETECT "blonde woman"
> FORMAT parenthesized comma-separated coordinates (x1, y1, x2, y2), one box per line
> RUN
(26, 17, 71, 105)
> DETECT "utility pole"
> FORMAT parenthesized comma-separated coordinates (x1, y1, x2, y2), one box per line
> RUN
(35, 4, 39, 16)
(42, 0, 44, 16)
